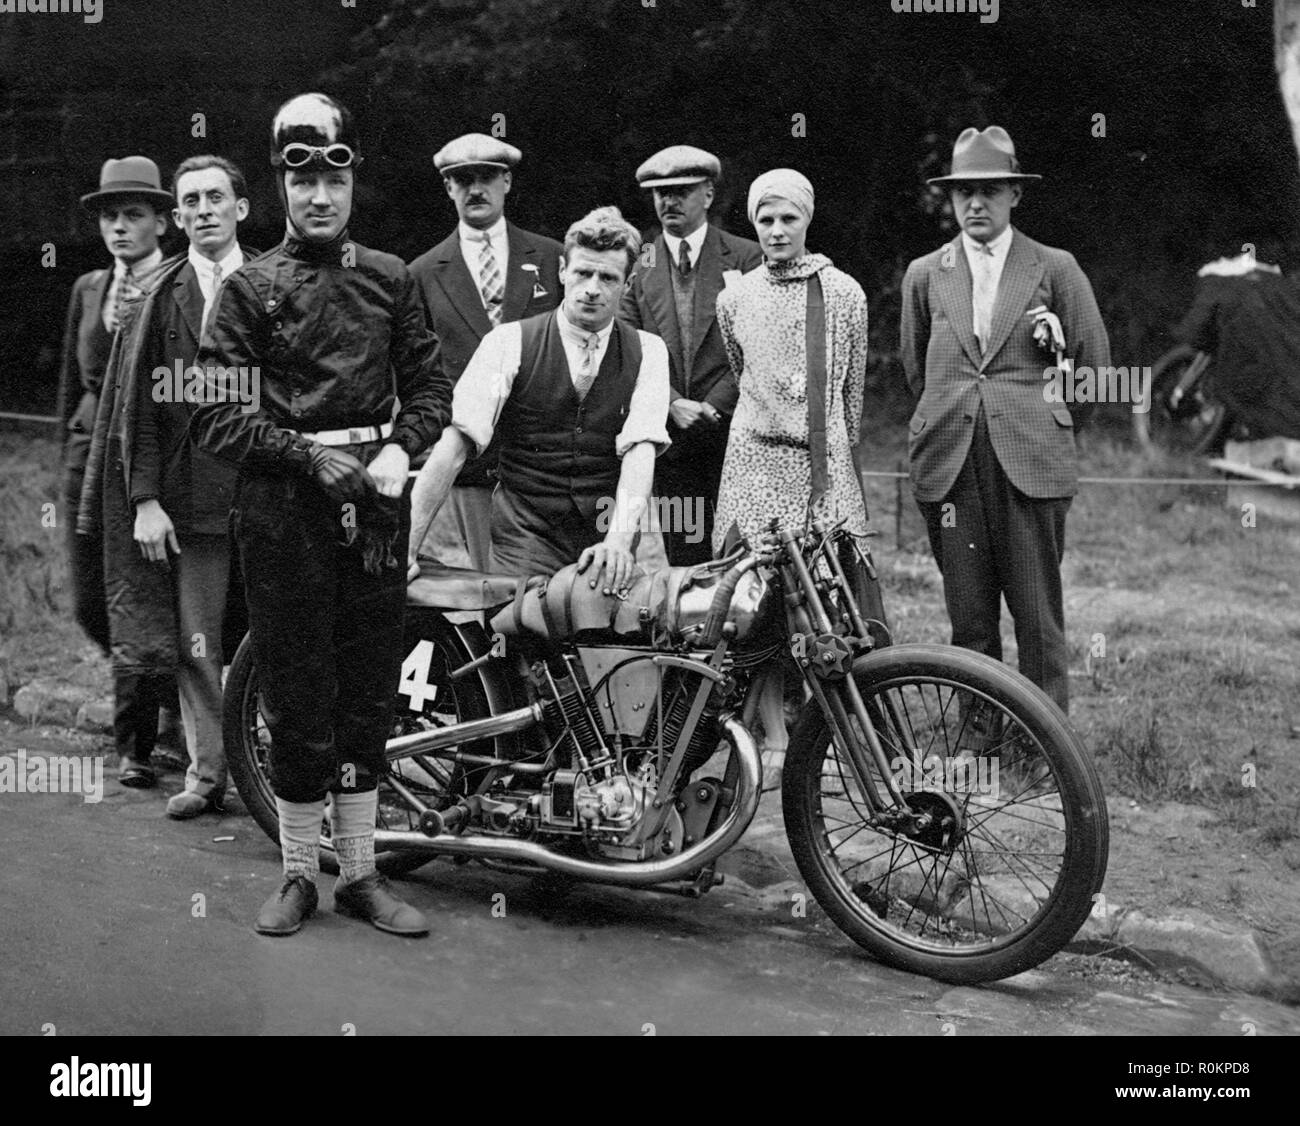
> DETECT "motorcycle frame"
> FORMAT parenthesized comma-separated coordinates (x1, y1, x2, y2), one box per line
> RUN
(363, 520, 910, 886)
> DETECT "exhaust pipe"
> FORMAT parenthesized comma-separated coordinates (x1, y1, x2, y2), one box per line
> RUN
(385, 702, 544, 762)
(374, 714, 762, 887)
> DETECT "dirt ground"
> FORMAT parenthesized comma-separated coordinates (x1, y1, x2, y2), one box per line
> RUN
(5, 424, 1300, 991)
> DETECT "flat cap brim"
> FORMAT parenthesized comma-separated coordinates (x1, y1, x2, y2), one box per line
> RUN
(927, 171, 1042, 186)
(439, 160, 512, 176)
(639, 173, 712, 188)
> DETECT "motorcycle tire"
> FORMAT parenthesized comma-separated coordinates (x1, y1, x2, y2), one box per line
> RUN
(783, 643, 1108, 984)
(223, 609, 493, 879)
(1134, 344, 1230, 457)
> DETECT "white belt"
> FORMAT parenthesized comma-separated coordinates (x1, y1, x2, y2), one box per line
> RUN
(296, 421, 394, 446)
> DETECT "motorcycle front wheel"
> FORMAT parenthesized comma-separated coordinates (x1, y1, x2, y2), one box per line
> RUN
(783, 644, 1108, 984)
(223, 608, 492, 878)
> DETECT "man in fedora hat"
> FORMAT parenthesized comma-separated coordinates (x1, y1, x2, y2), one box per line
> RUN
(408, 133, 562, 570)
(619, 144, 761, 565)
(58, 155, 183, 789)
(191, 94, 451, 938)
(900, 126, 1110, 714)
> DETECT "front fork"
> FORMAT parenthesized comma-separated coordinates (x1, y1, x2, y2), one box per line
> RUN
(778, 529, 912, 818)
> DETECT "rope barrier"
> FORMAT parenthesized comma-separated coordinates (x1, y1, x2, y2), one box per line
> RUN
(0, 411, 59, 425)
(860, 470, 1300, 489)
(5, 413, 1297, 489)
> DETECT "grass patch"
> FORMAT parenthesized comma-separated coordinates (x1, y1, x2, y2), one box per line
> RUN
(862, 422, 1300, 851)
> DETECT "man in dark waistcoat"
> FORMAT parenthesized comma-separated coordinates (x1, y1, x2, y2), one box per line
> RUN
(191, 94, 452, 938)
(407, 133, 562, 569)
(409, 205, 670, 595)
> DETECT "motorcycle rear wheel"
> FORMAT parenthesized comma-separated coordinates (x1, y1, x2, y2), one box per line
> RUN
(783, 644, 1108, 984)
(223, 609, 492, 878)
(1134, 344, 1230, 457)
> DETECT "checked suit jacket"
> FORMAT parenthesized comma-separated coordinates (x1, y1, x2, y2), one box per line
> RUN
(900, 228, 1110, 503)
(408, 220, 562, 481)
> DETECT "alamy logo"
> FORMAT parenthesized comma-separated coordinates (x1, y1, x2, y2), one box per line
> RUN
(594, 491, 705, 544)
(891, 0, 999, 24)
(1042, 364, 1152, 414)
(890, 753, 999, 797)
(152, 360, 260, 415)
(50, 1057, 151, 1106)
(0, 751, 103, 803)
(0, 0, 102, 23)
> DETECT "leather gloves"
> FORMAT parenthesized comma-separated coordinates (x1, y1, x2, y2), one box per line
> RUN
(306, 443, 376, 503)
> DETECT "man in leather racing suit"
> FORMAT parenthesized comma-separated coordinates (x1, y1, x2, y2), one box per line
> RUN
(192, 93, 452, 938)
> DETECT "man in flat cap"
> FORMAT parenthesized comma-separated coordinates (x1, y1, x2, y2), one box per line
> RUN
(900, 126, 1110, 714)
(59, 155, 183, 789)
(619, 145, 761, 565)
(408, 133, 562, 570)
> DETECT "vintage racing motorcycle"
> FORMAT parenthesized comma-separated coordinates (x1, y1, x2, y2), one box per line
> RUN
(223, 518, 1109, 984)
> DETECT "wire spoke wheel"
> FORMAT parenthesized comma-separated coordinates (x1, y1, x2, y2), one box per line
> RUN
(223, 610, 491, 878)
(783, 644, 1107, 983)
(1135, 345, 1230, 457)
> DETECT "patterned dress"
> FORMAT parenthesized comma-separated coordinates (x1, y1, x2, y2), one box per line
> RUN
(713, 253, 869, 552)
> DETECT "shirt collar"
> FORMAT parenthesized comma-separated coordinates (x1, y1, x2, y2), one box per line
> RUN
(188, 242, 244, 280)
(460, 216, 507, 248)
(557, 305, 614, 348)
(114, 247, 163, 281)
(663, 223, 708, 267)
(962, 226, 1013, 261)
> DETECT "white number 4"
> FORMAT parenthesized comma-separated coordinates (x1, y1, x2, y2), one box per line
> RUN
(397, 640, 441, 712)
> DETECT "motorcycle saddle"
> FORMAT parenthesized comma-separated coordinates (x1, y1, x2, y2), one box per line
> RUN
(408, 559, 522, 611)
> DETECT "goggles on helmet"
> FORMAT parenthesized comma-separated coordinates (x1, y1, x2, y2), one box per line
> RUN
(277, 142, 359, 170)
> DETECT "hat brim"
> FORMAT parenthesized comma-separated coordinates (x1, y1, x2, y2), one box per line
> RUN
(639, 174, 711, 188)
(927, 172, 1042, 186)
(80, 186, 174, 211)
(439, 160, 513, 176)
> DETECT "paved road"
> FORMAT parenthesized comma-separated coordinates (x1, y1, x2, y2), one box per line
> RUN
(1, 717, 1297, 1036)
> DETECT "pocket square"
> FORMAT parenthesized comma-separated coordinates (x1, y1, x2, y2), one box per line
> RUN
(521, 263, 547, 300)
(722, 269, 742, 288)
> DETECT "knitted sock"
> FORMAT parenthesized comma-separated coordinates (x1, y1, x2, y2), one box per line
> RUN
(330, 789, 378, 885)
(277, 797, 325, 881)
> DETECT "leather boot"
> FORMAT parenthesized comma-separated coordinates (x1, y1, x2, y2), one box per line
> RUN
(333, 872, 429, 936)
(255, 875, 319, 936)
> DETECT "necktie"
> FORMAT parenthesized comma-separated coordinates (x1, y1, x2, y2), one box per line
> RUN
(573, 333, 600, 400)
(973, 243, 996, 354)
(677, 239, 692, 278)
(477, 232, 504, 326)
(202, 261, 222, 337)
(103, 264, 135, 333)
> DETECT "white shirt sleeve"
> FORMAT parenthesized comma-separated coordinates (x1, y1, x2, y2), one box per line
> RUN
(614, 330, 672, 458)
(451, 321, 523, 456)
